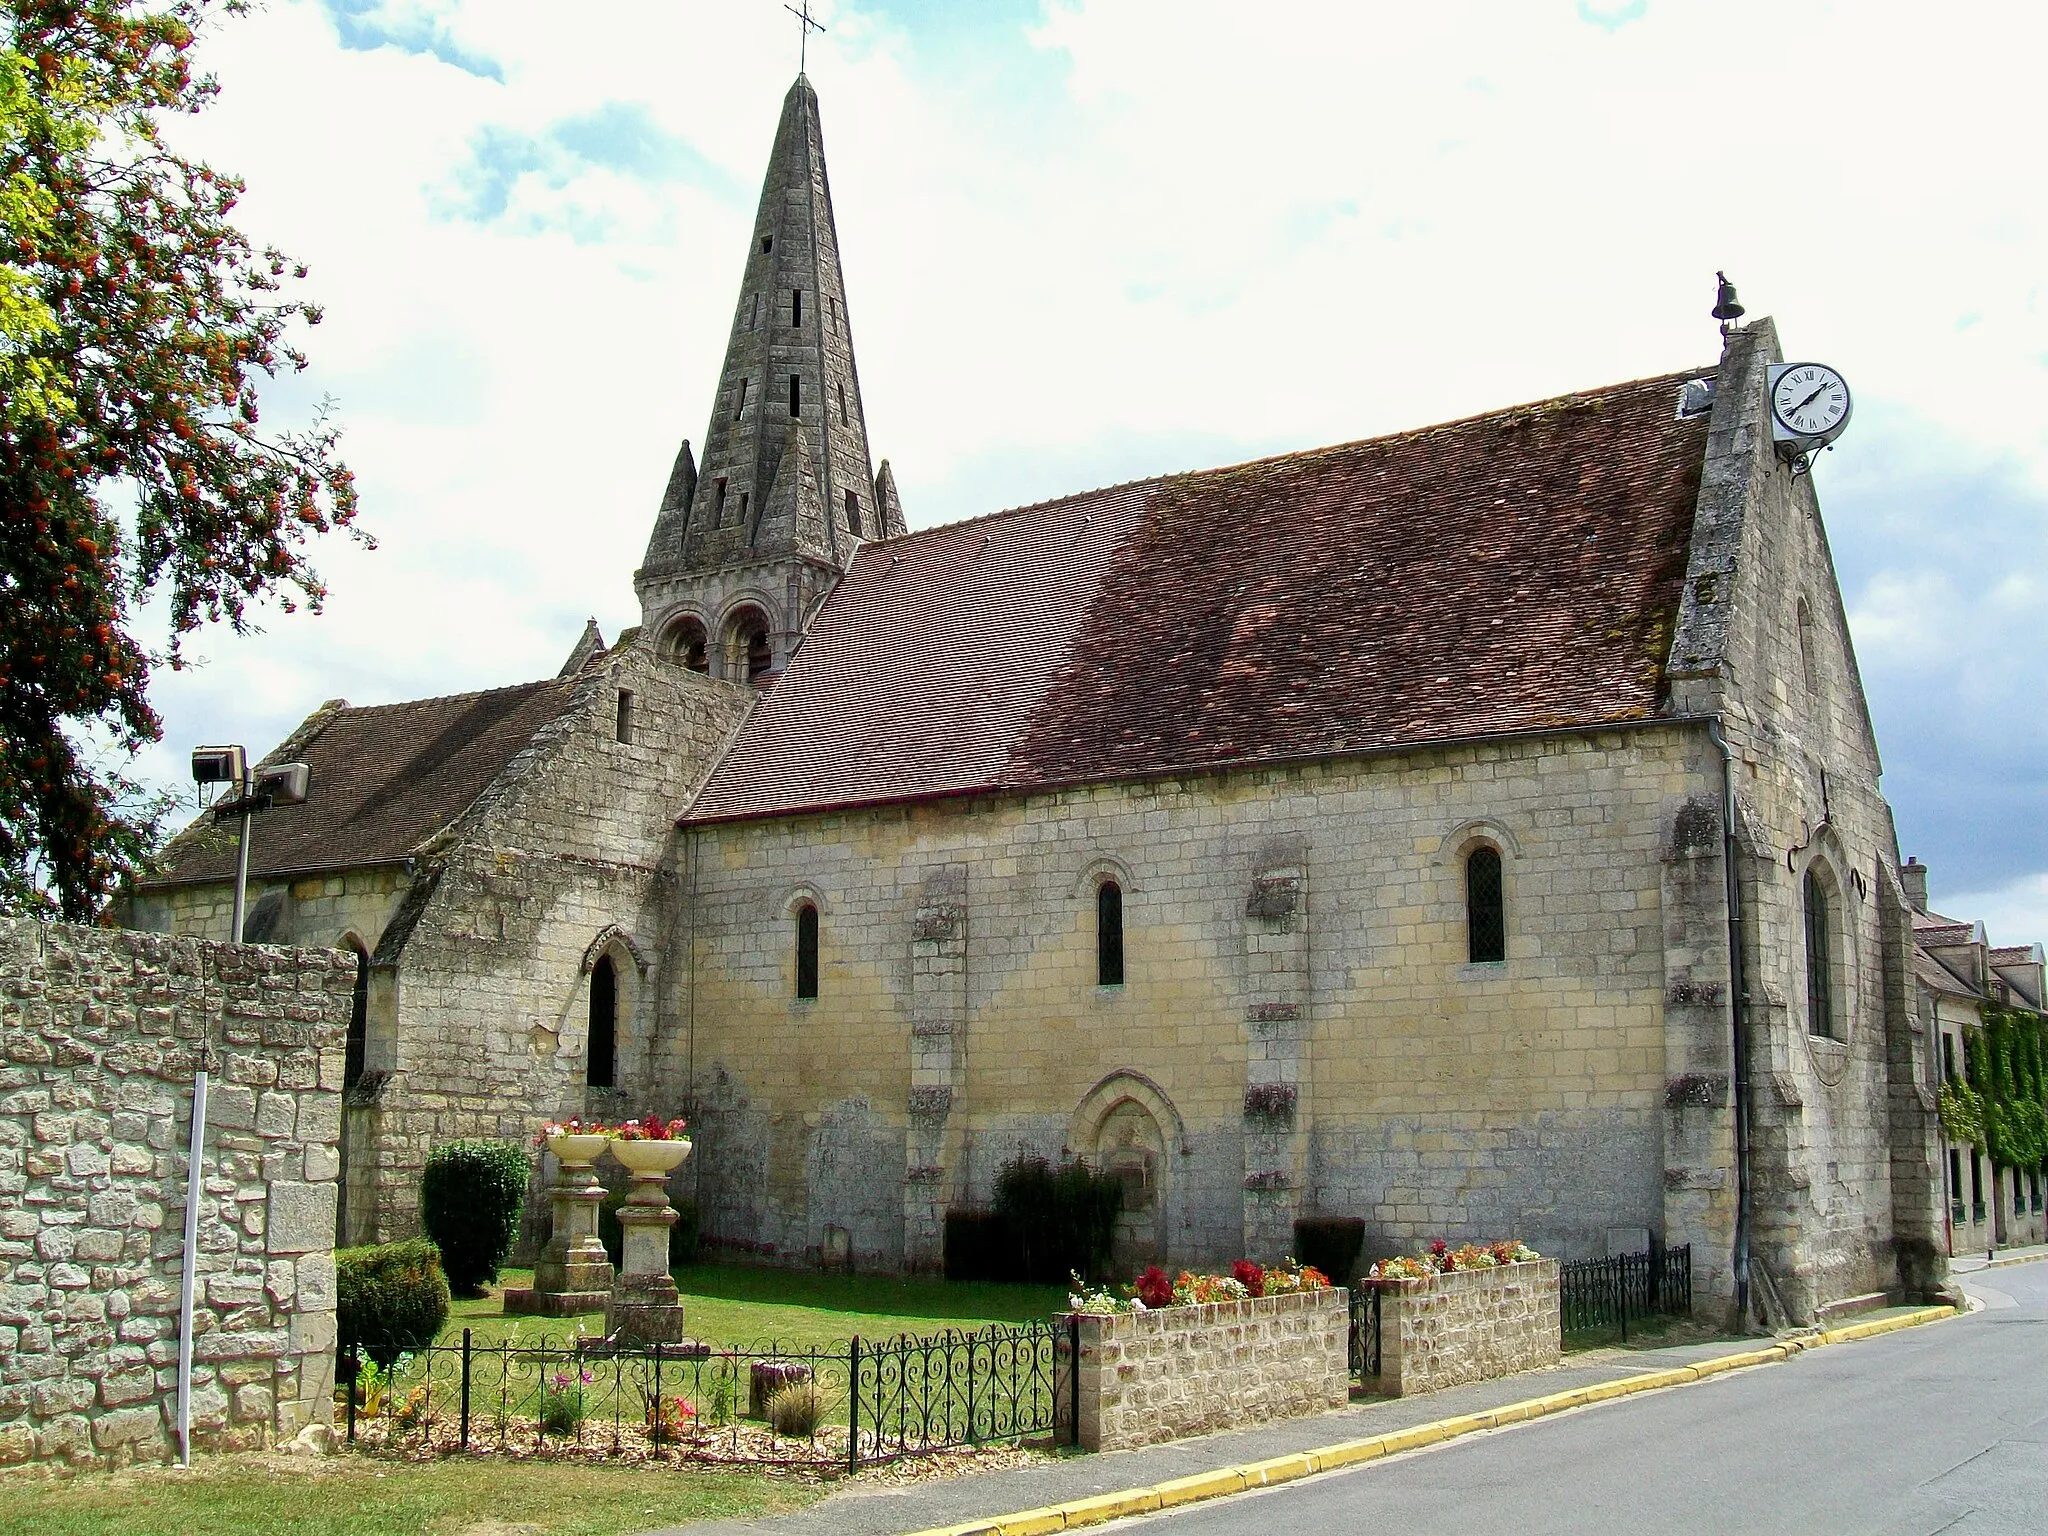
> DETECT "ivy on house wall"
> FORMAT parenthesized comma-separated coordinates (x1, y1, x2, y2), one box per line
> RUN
(1938, 1007, 2048, 1169)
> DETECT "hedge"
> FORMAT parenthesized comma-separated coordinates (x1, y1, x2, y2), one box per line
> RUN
(991, 1155, 1122, 1284)
(420, 1138, 531, 1296)
(338, 1239, 451, 1366)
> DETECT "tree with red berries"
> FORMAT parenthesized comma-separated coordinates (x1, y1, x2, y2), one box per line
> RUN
(1, 0, 359, 919)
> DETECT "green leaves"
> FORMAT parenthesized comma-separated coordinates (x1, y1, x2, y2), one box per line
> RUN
(1, 1, 360, 919)
(1948, 1007, 2048, 1170)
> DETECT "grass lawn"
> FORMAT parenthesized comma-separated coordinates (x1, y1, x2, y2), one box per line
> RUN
(0, 1455, 821, 1536)
(444, 1264, 1069, 1352)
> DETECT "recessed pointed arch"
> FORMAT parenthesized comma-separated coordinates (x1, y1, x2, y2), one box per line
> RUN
(1069, 1070, 1190, 1158)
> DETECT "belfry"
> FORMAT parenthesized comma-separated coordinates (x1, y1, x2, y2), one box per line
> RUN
(633, 75, 904, 684)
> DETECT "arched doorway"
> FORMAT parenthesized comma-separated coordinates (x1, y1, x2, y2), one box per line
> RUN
(1071, 1071, 1186, 1273)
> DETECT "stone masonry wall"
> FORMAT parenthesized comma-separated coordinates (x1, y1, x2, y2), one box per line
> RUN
(1068, 1288, 1349, 1452)
(1372, 1259, 1561, 1397)
(0, 919, 349, 1469)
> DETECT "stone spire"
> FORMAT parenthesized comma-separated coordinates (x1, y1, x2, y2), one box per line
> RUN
(634, 74, 883, 681)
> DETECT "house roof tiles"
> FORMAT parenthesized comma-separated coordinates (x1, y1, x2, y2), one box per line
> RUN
(686, 367, 1713, 825)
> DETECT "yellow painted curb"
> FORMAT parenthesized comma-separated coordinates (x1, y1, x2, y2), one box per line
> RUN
(898, 1304, 1962, 1536)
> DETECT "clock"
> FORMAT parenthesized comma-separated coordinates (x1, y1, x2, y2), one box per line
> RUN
(1767, 362, 1852, 449)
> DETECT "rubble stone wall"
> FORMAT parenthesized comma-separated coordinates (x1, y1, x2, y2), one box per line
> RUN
(1068, 1288, 1349, 1452)
(0, 920, 350, 1469)
(1372, 1259, 1561, 1397)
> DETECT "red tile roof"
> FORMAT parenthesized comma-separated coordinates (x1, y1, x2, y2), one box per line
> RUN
(686, 368, 1712, 825)
(141, 679, 580, 887)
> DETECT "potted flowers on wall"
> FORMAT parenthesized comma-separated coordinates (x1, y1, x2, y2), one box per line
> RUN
(1068, 1257, 1332, 1314)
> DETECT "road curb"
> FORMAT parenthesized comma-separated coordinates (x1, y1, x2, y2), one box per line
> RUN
(905, 1304, 1958, 1536)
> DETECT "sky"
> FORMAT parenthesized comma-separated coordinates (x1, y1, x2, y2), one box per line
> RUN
(130, 0, 2048, 946)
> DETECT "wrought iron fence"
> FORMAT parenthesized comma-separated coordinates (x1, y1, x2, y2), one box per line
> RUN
(339, 1318, 1073, 1470)
(1348, 1285, 1381, 1379)
(1558, 1244, 1692, 1342)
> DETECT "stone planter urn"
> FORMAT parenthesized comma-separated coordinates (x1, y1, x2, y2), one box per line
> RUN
(604, 1136, 697, 1347)
(504, 1132, 616, 1316)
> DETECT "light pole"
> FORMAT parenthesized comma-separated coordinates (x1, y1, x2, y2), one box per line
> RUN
(174, 746, 309, 1468)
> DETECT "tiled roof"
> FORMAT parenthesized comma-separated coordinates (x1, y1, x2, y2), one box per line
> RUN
(1989, 946, 2040, 965)
(1914, 947, 1982, 1001)
(686, 368, 1712, 824)
(1916, 922, 1978, 948)
(141, 679, 580, 887)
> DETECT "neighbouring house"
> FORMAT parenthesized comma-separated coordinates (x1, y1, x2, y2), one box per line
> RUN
(1902, 857, 2048, 1255)
(126, 72, 1964, 1327)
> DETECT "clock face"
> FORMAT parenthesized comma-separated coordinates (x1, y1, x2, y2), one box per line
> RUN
(1771, 363, 1851, 440)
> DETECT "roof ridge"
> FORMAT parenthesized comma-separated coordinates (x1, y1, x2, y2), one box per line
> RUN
(319, 676, 571, 719)
(858, 364, 1718, 552)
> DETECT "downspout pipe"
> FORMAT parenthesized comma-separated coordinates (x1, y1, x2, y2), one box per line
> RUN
(1707, 718, 1754, 1329)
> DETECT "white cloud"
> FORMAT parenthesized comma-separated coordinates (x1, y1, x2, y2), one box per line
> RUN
(1944, 874, 2048, 957)
(116, 1, 2048, 913)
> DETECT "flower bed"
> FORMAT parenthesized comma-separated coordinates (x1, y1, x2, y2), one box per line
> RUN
(1064, 1261, 1347, 1451)
(1363, 1238, 1559, 1397)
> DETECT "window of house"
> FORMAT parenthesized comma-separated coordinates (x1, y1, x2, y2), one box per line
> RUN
(1097, 880, 1125, 987)
(1466, 846, 1505, 963)
(795, 904, 819, 999)
(845, 490, 861, 536)
(1971, 1149, 1985, 1221)
(734, 378, 748, 418)
(614, 689, 634, 744)
(1804, 869, 1835, 1038)
(792, 288, 803, 327)
(587, 954, 617, 1088)
(1941, 1032, 1957, 1083)
(1948, 1148, 1964, 1222)
(789, 374, 801, 417)
(344, 945, 369, 1090)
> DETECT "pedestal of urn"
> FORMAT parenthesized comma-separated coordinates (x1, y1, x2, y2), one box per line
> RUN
(504, 1133, 615, 1316)
(604, 1137, 696, 1346)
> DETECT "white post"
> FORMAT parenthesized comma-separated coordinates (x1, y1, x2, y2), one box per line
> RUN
(175, 1065, 207, 1467)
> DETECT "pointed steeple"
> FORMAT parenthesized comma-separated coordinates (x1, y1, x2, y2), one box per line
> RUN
(634, 75, 886, 680)
(873, 458, 907, 538)
(639, 439, 697, 576)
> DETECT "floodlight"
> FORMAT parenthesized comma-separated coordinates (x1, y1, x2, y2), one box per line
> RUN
(255, 762, 311, 807)
(190, 745, 247, 786)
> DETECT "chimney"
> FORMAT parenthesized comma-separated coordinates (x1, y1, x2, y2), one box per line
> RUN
(1901, 857, 1929, 914)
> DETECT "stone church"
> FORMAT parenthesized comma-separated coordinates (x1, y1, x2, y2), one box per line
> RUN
(126, 75, 1947, 1327)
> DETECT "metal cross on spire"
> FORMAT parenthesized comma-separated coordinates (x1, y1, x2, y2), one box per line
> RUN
(785, 2, 826, 72)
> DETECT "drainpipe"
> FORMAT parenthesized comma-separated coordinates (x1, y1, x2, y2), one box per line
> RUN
(1707, 718, 1754, 1329)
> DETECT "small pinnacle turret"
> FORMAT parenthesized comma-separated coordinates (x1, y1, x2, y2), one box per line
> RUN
(635, 74, 887, 683)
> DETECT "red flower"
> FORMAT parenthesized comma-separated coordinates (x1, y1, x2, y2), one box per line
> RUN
(1231, 1259, 1265, 1298)
(1134, 1266, 1174, 1309)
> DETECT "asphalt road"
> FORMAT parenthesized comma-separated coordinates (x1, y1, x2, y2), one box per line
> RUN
(1115, 1266, 2048, 1536)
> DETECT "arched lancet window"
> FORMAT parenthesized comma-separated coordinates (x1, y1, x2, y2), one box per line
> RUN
(587, 954, 617, 1088)
(795, 903, 819, 1000)
(344, 944, 369, 1089)
(1804, 869, 1835, 1039)
(1097, 881, 1125, 988)
(1466, 846, 1505, 963)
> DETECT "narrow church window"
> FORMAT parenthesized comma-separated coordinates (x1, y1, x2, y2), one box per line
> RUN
(838, 380, 847, 421)
(587, 954, 617, 1088)
(615, 689, 634, 745)
(749, 293, 760, 331)
(734, 378, 748, 419)
(792, 288, 803, 327)
(845, 490, 861, 536)
(795, 904, 819, 999)
(828, 295, 838, 333)
(1804, 869, 1834, 1038)
(714, 478, 728, 522)
(344, 944, 369, 1090)
(1466, 846, 1505, 963)
(1097, 881, 1125, 987)
(760, 233, 772, 254)
(789, 374, 801, 417)
(738, 491, 750, 524)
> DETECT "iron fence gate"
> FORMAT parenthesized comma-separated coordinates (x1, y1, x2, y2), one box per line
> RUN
(1558, 1243, 1693, 1341)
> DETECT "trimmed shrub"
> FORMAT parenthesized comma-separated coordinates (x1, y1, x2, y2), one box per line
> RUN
(338, 1239, 451, 1366)
(599, 1189, 701, 1270)
(1293, 1216, 1367, 1284)
(993, 1155, 1122, 1284)
(943, 1209, 1017, 1282)
(419, 1139, 531, 1296)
